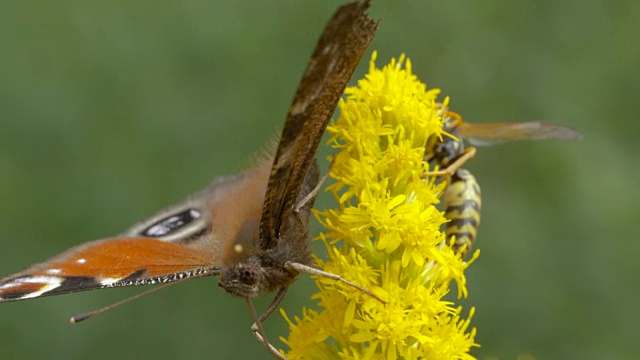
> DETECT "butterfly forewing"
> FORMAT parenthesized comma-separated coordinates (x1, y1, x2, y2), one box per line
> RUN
(259, 0, 379, 249)
(0, 162, 273, 302)
(0, 238, 219, 302)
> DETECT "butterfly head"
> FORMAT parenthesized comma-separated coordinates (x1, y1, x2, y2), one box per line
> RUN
(219, 250, 263, 298)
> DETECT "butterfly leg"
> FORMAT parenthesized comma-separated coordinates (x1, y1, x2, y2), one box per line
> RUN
(286, 262, 385, 303)
(294, 154, 336, 214)
(249, 287, 289, 360)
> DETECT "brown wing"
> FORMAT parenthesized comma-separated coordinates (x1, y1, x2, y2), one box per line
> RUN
(259, 1, 378, 248)
(460, 121, 582, 146)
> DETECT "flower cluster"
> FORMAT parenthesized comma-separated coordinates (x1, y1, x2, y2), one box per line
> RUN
(281, 52, 479, 359)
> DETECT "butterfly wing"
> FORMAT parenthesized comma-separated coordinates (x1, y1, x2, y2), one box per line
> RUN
(1, 164, 273, 302)
(0, 237, 219, 302)
(259, 1, 379, 248)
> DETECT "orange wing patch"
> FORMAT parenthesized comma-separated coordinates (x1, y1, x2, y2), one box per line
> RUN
(0, 238, 220, 302)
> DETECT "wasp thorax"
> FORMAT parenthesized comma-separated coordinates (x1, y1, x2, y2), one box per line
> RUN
(218, 260, 263, 298)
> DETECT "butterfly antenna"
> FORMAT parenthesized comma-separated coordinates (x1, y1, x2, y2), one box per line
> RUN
(70, 280, 187, 323)
(286, 261, 386, 304)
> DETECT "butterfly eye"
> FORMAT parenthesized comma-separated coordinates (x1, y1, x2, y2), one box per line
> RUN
(141, 209, 202, 238)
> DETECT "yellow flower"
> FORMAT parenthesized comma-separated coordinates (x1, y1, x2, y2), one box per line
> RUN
(281, 52, 478, 359)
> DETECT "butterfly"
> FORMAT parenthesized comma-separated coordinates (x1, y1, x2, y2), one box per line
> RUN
(0, 1, 379, 358)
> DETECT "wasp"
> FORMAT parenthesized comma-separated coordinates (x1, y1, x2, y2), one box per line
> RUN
(424, 108, 581, 257)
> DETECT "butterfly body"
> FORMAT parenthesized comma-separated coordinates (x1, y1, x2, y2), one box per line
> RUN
(218, 160, 319, 298)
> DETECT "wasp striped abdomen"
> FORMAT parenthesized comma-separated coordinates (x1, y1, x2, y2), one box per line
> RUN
(443, 169, 481, 256)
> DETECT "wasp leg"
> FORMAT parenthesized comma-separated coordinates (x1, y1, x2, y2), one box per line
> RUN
(422, 147, 477, 179)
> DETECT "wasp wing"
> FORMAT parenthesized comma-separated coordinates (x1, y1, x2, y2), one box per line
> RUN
(461, 121, 582, 146)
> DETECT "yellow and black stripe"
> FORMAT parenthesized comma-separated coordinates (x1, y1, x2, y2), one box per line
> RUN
(443, 169, 481, 256)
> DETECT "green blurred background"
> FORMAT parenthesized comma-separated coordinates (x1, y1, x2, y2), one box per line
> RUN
(1, 1, 637, 359)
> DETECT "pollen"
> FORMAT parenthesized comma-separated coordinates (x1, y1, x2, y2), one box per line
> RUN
(234, 244, 244, 255)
